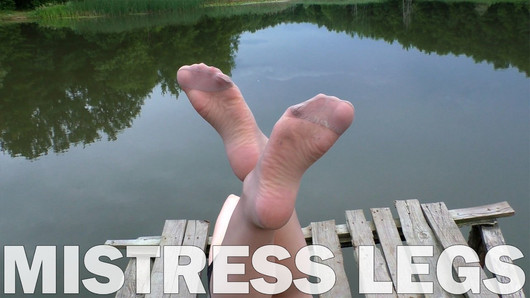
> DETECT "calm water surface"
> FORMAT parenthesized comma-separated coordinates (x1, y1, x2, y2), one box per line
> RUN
(0, 2, 529, 296)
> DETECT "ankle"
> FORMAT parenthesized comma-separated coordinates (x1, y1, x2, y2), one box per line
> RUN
(242, 173, 297, 230)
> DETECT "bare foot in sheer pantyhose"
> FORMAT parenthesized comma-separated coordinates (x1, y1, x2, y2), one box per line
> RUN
(177, 63, 353, 229)
(177, 64, 354, 297)
(177, 63, 267, 180)
(240, 94, 354, 229)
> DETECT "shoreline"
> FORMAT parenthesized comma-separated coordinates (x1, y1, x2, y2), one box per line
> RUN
(0, 0, 291, 24)
(1, 0, 527, 24)
(0, 10, 33, 23)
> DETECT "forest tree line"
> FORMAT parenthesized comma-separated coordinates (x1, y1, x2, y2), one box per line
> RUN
(1, 0, 67, 10)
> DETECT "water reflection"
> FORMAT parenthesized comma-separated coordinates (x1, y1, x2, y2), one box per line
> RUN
(0, 1, 528, 159)
(0, 19, 239, 158)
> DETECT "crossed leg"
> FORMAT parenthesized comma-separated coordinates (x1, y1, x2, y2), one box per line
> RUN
(177, 64, 354, 297)
(177, 63, 308, 270)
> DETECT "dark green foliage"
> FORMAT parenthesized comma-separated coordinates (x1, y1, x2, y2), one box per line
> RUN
(1, 0, 66, 10)
(3, 0, 198, 11)
(0, 0, 16, 10)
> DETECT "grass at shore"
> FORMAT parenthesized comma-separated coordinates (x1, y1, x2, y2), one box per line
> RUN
(0, 10, 33, 22)
(32, 0, 299, 20)
(1, 0, 528, 23)
(1, 0, 291, 22)
(34, 0, 203, 20)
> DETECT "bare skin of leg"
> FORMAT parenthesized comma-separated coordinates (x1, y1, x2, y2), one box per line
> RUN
(178, 64, 310, 297)
(177, 64, 354, 297)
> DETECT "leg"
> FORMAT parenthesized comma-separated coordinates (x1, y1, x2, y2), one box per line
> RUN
(177, 65, 354, 296)
(218, 94, 353, 297)
(268, 210, 307, 298)
(178, 64, 311, 281)
(209, 199, 308, 297)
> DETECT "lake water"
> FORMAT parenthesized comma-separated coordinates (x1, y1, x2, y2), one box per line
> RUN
(0, 2, 529, 296)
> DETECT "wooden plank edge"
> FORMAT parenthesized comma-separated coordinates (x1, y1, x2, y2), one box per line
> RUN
(106, 201, 514, 249)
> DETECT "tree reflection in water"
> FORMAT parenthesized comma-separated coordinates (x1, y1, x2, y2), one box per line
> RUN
(0, 1, 527, 159)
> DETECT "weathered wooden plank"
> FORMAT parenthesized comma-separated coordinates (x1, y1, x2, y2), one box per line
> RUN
(346, 209, 397, 298)
(182, 220, 209, 249)
(115, 258, 144, 298)
(421, 202, 497, 298)
(171, 220, 209, 298)
(395, 199, 453, 298)
(108, 202, 515, 250)
(106, 236, 162, 248)
(371, 208, 421, 298)
(449, 201, 514, 226)
(370, 208, 403, 288)
(145, 220, 187, 298)
(311, 220, 352, 298)
(472, 224, 525, 298)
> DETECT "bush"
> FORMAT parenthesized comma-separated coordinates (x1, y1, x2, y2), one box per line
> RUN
(0, 0, 16, 10)
(7, 0, 65, 10)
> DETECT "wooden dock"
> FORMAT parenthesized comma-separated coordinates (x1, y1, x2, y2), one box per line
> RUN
(106, 200, 525, 297)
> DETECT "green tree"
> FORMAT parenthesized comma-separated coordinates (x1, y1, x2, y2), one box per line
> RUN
(0, 0, 16, 10)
